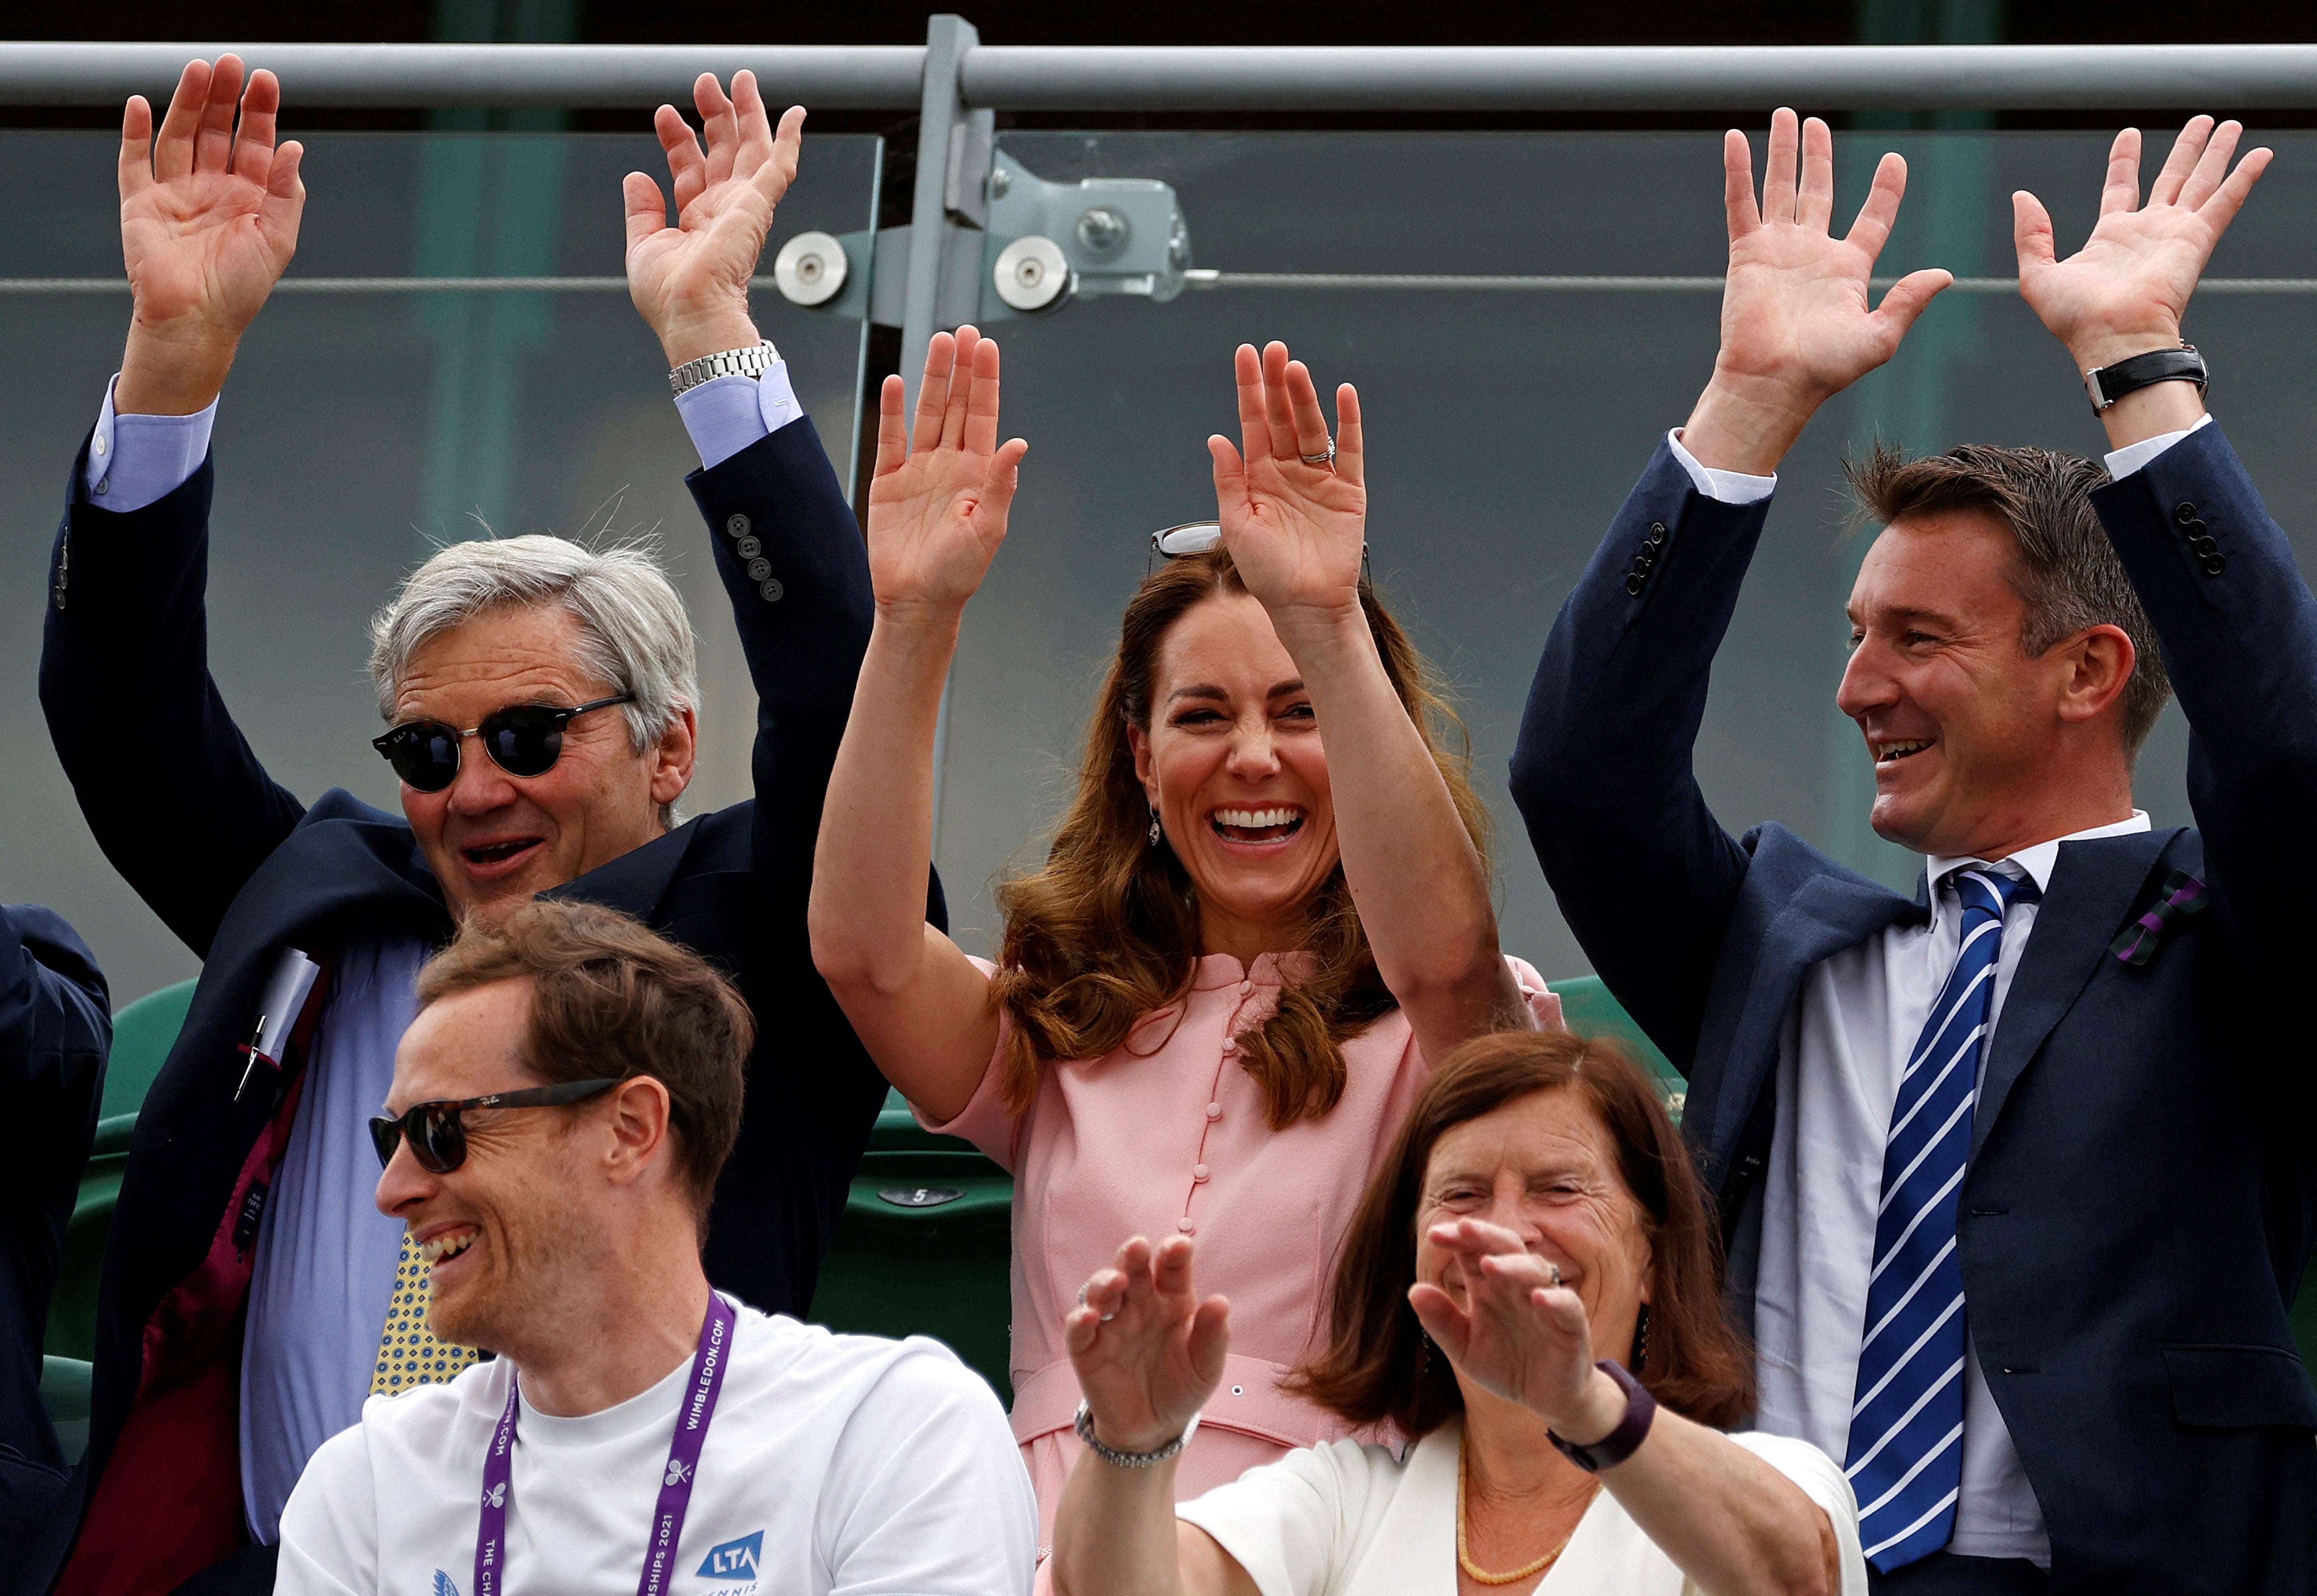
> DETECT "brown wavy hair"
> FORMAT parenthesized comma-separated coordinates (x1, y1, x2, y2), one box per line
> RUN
(988, 549, 1489, 1129)
(1290, 1029, 1754, 1434)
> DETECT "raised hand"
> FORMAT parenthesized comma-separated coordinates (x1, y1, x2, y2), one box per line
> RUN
(1408, 1217, 1617, 1439)
(623, 72, 803, 368)
(1683, 109, 1952, 474)
(115, 56, 305, 414)
(1209, 341, 1369, 634)
(2015, 117, 2272, 372)
(864, 328, 1029, 616)
(1065, 1235, 1230, 1454)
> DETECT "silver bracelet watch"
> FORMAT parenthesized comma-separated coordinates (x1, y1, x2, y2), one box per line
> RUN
(668, 340, 779, 396)
(1073, 1400, 1200, 1468)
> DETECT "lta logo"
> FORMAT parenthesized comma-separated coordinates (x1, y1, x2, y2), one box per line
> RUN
(697, 1531, 763, 1582)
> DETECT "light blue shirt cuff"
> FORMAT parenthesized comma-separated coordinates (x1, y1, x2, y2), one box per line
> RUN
(672, 359, 805, 471)
(1666, 427, 1778, 505)
(2103, 411, 2213, 481)
(86, 374, 218, 512)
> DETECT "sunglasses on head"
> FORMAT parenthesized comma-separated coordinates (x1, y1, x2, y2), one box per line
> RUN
(371, 695, 634, 794)
(1145, 522, 1369, 579)
(369, 1078, 621, 1173)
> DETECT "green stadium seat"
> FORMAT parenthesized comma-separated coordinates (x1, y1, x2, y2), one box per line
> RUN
(38, 1356, 92, 1465)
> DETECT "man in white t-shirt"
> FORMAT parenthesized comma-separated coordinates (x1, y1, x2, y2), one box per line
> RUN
(276, 899, 1035, 1596)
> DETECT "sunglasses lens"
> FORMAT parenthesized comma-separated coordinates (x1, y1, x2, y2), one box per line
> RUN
(479, 707, 565, 778)
(413, 1104, 465, 1173)
(368, 1116, 403, 1170)
(382, 723, 461, 793)
(1155, 523, 1223, 557)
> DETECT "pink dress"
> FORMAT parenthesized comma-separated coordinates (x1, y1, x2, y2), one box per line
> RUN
(920, 950, 1562, 1551)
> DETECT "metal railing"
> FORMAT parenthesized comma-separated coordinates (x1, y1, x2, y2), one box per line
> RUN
(7, 40, 2317, 112)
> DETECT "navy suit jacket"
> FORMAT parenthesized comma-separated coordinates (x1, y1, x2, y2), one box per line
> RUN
(36, 417, 940, 1596)
(0, 906, 107, 1596)
(1510, 423, 2317, 1593)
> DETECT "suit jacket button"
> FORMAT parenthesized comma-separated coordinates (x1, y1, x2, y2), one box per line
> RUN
(759, 578, 785, 602)
(726, 513, 752, 538)
(2202, 554, 2227, 577)
(746, 557, 772, 581)
(735, 535, 762, 559)
(2174, 502, 2198, 526)
(1625, 573, 1647, 597)
(1647, 521, 1668, 544)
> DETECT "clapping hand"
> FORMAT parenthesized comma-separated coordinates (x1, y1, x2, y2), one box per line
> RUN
(623, 72, 802, 368)
(1683, 109, 1952, 473)
(1065, 1235, 1229, 1455)
(1209, 342, 1369, 636)
(1409, 1218, 1621, 1441)
(116, 56, 305, 414)
(2014, 116, 2271, 372)
(864, 328, 1029, 618)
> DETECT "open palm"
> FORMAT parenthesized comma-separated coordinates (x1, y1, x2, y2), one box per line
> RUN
(1408, 1218, 1599, 1428)
(1712, 111, 1950, 404)
(1210, 341, 1369, 624)
(1065, 1235, 1229, 1453)
(119, 57, 303, 337)
(865, 327, 1029, 614)
(2015, 117, 2271, 360)
(622, 72, 801, 352)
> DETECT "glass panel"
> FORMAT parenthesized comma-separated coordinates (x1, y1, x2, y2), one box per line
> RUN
(0, 131, 880, 1003)
(935, 128, 2317, 990)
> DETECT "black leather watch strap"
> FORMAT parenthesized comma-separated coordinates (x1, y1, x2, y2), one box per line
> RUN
(2084, 344, 2206, 413)
(1547, 1359, 1658, 1473)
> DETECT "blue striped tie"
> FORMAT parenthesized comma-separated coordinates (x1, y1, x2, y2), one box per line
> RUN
(1845, 865, 2037, 1571)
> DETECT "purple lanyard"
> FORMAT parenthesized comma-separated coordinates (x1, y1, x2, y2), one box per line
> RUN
(475, 1294, 737, 1596)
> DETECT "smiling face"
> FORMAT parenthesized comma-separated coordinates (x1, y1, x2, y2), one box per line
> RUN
(373, 977, 606, 1352)
(1837, 510, 2133, 859)
(1414, 1087, 1653, 1368)
(391, 604, 695, 925)
(1126, 591, 1342, 953)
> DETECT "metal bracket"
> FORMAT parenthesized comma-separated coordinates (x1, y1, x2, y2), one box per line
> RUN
(770, 149, 1190, 328)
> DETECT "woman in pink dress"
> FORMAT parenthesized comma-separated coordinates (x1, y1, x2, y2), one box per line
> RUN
(810, 326, 1560, 1549)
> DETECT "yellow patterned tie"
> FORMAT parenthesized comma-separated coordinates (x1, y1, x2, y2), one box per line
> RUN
(370, 1231, 482, 1395)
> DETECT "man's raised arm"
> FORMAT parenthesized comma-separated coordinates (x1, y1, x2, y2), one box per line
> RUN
(2016, 119, 2316, 1027)
(1509, 110, 1950, 1069)
(622, 74, 885, 925)
(40, 56, 309, 959)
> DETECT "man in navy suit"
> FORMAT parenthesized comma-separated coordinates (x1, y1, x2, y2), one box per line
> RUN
(37, 57, 938, 1596)
(1512, 109, 2316, 1594)
(0, 906, 109, 1596)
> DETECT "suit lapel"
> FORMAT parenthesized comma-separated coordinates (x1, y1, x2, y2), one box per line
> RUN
(1701, 871, 1923, 1176)
(1970, 828, 2179, 1160)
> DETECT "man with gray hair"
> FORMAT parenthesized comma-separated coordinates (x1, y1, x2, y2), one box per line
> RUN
(38, 58, 934, 1596)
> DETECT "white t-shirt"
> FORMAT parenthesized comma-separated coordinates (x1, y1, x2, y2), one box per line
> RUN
(1176, 1417, 1866, 1596)
(276, 1299, 1037, 1596)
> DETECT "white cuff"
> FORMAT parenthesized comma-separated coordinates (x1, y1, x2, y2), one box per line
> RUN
(2103, 411, 2213, 481)
(672, 359, 804, 470)
(86, 374, 218, 512)
(1667, 428, 1777, 506)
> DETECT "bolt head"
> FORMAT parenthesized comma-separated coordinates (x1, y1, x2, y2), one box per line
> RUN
(1075, 206, 1131, 259)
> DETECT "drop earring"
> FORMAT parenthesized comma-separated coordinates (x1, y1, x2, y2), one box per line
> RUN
(1634, 1304, 1651, 1367)
(1148, 806, 1163, 847)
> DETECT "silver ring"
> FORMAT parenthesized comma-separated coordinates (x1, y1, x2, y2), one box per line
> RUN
(1546, 1262, 1563, 1288)
(1077, 1280, 1117, 1321)
(1300, 438, 1335, 468)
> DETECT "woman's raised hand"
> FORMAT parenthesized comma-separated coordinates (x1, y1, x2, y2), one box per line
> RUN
(865, 328, 1030, 617)
(1065, 1235, 1230, 1455)
(1210, 342, 1369, 632)
(1409, 1217, 1620, 1441)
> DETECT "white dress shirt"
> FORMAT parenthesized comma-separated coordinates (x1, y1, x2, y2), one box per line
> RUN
(88, 347, 805, 1538)
(1668, 416, 2200, 1566)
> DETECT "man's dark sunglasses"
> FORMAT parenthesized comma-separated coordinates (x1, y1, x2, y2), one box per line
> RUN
(369, 1078, 621, 1173)
(371, 694, 634, 794)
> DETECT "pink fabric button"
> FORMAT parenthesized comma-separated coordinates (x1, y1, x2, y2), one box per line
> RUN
(1221, 1038, 1240, 1057)
(1240, 979, 1256, 995)
(1177, 1218, 1196, 1234)
(1205, 1101, 1223, 1119)
(1193, 1163, 1211, 1182)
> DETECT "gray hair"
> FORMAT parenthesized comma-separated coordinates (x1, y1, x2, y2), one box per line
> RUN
(368, 536, 699, 820)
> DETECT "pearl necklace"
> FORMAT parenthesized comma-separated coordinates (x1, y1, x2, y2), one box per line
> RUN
(1455, 1434, 1600, 1586)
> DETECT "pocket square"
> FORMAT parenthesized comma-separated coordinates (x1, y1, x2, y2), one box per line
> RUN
(2108, 870, 2208, 966)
